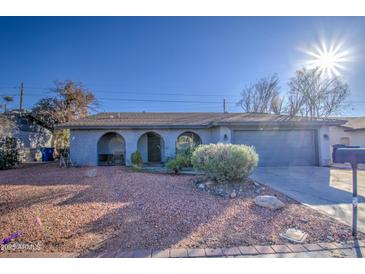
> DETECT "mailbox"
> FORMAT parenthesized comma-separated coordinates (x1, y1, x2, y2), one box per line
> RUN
(333, 147, 365, 237)
(332, 144, 360, 164)
(334, 148, 365, 165)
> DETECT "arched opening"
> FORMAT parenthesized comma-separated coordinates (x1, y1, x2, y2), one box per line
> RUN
(137, 132, 165, 164)
(176, 131, 202, 153)
(97, 132, 126, 166)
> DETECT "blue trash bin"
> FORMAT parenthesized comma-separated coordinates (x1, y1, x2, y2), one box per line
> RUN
(40, 147, 55, 162)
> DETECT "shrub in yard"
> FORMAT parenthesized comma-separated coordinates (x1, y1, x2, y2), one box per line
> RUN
(166, 147, 198, 174)
(176, 147, 195, 167)
(165, 154, 187, 174)
(0, 137, 19, 170)
(165, 158, 180, 174)
(191, 143, 259, 183)
(131, 151, 143, 168)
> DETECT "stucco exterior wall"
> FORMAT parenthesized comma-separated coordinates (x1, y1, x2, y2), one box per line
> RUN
(70, 128, 214, 166)
(329, 126, 365, 162)
(317, 126, 331, 166)
(70, 125, 331, 167)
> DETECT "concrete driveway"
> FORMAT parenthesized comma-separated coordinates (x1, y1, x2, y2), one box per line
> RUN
(251, 166, 365, 233)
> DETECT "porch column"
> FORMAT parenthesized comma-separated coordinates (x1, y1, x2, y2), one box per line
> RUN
(161, 131, 178, 161)
(122, 131, 138, 166)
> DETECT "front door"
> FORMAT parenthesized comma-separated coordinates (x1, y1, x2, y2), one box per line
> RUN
(147, 133, 161, 162)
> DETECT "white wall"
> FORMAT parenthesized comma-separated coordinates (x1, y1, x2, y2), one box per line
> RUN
(329, 126, 365, 162)
(317, 126, 331, 166)
(70, 125, 331, 167)
(70, 128, 213, 166)
(137, 133, 148, 162)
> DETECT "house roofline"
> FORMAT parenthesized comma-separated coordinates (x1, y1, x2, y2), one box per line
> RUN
(55, 124, 211, 130)
(343, 128, 365, 132)
(56, 120, 344, 130)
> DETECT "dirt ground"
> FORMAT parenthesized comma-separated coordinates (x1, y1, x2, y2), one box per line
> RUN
(0, 164, 360, 255)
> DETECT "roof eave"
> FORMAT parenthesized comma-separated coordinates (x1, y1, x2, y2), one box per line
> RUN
(57, 120, 344, 130)
(215, 120, 345, 127)
(55, 124, 212, 130)
(343, 128, 365, 132)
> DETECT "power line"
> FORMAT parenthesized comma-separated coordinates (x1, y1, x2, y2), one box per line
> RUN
(97, 97, 237, 105)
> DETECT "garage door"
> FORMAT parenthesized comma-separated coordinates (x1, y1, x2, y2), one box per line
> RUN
(233, 130, 317, 166)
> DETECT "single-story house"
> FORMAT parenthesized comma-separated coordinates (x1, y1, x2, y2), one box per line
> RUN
(58, 112, 344, 167)
(330, 116, 365, 160)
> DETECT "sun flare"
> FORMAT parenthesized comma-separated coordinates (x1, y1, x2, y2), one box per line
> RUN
(304, 41, 350, 78)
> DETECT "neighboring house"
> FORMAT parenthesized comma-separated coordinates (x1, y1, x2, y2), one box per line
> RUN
(330, 116, 365, 161)
(1, 111, 53, 162)
(58, 112, 343, 167)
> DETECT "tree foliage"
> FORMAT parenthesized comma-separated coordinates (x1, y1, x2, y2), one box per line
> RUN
(31, 81, 97, 149)
(0, 136, 19, 170)
(1, 96, 14, 113)
(32, 81, 97, 129)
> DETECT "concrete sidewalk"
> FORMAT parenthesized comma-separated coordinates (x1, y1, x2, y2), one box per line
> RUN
(251, 166, 365, 233)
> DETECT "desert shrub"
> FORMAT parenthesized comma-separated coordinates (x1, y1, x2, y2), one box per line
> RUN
(165, 158, 180, 174)
(191, 143, 259, 183)
(166, 147, 200, 174)
(131, 151, 143, 168)
(176, 147, 195, 167)
(165, 154, 188, 174)
(0, 137, 19, 170)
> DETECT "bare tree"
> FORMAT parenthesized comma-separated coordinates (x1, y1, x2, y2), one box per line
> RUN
(287, 68, 349, 118)
(237, 75, 283, 114)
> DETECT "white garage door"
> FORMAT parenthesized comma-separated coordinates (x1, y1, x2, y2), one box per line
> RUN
(233, 130, 317, 166)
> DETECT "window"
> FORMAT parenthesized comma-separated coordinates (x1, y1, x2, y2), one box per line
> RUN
(340, 137, 350, 146)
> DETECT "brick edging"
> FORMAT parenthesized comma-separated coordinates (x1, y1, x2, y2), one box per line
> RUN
(98, 240, 365, 258)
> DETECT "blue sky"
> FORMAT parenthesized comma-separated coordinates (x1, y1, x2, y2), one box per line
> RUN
(0, 17, 365, 115)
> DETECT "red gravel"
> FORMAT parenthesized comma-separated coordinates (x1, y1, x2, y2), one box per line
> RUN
(0, 164, 359, 255)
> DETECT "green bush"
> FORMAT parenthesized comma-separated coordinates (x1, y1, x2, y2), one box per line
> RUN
(176, 147, 195, 167)
(166, 147, 200, 174)
(165, 158, 180, 174)
(131, 151, 143, 168)
(165, 154, 188, 174)
(191, 143, 259, 183)
(0, 137, 19, 170)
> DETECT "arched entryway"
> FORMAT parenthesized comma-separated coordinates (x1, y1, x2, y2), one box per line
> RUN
(97, 132, 126, 166)
(176, 131, 202, 153)
(137, 132, 165, 163)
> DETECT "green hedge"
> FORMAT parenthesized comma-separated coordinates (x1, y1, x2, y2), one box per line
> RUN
(191, 143, 259, 183)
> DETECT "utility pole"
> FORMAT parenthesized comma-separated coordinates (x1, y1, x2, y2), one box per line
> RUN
(223, 99, 227, 113)
(19, 81, 24, 113)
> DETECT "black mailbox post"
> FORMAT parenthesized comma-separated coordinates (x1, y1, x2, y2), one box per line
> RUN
(333, 148, 365, 237)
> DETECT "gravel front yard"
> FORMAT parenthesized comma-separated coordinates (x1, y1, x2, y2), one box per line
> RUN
(0, 164, 359, 255)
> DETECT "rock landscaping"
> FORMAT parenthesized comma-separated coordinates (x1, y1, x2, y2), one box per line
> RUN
(0, 164, 363, 256)
(85, 168, 97, 178)
(193, 177, 264, 199)
(254, 195, 285, 210)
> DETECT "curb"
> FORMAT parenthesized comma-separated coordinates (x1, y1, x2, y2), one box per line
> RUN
(89, 239, 365, 258)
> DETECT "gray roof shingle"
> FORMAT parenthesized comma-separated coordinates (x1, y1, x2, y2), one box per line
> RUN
(57, 112, 344, 129)
(340, 116, 365, 131)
